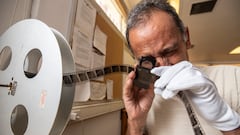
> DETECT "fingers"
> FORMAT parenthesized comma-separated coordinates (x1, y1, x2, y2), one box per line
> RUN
(123, 71, 135, 98)
(123, 71, 154, 102)
(151, 66, 170, 76)
(152, 61, 192, 89)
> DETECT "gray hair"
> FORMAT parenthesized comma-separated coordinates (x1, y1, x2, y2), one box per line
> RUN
(126, 0, 186, 53)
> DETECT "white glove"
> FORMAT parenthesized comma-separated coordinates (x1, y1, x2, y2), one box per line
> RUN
(151, 61, 240, 131)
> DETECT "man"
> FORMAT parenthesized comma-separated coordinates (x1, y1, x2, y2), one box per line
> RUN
(122, 0, 240, 135)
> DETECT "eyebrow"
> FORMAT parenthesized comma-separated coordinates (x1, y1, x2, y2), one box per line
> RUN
(159, 43, 179, 57)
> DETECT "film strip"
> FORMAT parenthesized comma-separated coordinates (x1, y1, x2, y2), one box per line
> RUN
(62, 64, 134, 85)
(62, 65, 205, 135)
(178, 91, 205, 135)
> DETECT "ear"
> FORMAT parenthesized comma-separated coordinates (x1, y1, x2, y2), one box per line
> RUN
(185, 27, 192, 49)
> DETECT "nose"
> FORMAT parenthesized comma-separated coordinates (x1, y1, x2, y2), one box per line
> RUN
(155, 57, 170, 66)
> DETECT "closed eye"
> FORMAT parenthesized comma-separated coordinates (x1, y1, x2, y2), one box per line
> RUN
(160, 43, 179, 58)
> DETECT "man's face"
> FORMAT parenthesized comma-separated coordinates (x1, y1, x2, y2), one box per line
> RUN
(129, 10, 190, 67)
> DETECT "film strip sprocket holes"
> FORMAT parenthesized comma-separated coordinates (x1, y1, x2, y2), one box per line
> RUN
(178, 91, 205, 135)
(62, 65, 134, 85)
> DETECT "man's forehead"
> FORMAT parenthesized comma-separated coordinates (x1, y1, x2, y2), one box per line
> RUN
(131, 10, 179, 35)
(129, 12, 181, 44)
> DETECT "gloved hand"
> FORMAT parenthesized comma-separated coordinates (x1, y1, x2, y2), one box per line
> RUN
(151, 61, 240, 131)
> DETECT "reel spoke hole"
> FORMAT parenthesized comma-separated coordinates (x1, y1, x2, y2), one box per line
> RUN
(0, 46, 12, 70)
(11, 105, 28, 135)
(23, 49, 42, 78)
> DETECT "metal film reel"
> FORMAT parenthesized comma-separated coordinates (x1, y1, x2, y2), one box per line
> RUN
(0, 19, 75, 135)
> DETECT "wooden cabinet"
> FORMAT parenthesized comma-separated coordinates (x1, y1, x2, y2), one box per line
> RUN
(64, 0, 130, 135)
(95, 12, 125, 99)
